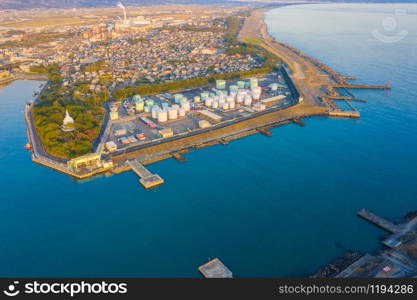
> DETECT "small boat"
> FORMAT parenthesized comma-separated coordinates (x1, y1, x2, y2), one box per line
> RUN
(24, 143, 33, 151)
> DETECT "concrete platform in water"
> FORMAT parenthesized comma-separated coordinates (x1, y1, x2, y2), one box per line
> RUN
(127, 159, 164, 189)
(198, 258, 233, 278)
(329, 111, 360, 119)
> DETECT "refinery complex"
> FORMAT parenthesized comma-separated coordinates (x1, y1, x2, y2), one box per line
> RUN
(104, 71, 297, 155)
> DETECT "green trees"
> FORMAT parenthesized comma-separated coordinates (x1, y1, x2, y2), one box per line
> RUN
(33, 65, 106, 159)
(113, 67, 272, 100)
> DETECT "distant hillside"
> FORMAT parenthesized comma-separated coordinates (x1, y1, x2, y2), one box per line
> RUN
(0, 0, 416, 9)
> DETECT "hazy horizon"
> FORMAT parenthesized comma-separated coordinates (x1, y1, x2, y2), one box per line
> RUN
(1, 0, 417, 10)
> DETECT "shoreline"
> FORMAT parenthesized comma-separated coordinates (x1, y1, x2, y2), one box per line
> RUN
(0, 74, 48, 86)
(25, 5, 373, 183)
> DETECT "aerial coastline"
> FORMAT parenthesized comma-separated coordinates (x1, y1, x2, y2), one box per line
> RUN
(19, 4, 391, 186)
(1, 2, 417, 280)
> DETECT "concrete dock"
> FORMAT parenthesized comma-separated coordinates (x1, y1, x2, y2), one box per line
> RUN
(198, 258, 233, 278)
(257, 128, 272, 136)
(172, 153, 186, 163)
(127, 159, 164, 189)
(329, 111, 360, 119)
(358, 208, 401, 233)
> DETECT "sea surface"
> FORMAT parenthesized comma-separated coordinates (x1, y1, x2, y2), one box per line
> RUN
(0, 4, 416, 277)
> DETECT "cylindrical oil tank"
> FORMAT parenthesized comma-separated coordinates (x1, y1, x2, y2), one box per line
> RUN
(229, 85, 238, 93)
(135, 101, 144, 112)
(244, 95, 252, 106)
(205, 98, 213, 107)
(250, 78, 258, 88)
(145, 99, 154, 106)
(251, 91, 261, 100)
(174, 94, 183, 103)
(229, 101, 236, 109)
(179, 108, 186, 117)
(168, 108, 178, 120)
(182, 101, 191, 112)
(212, 101, 219, 109)
(194, 96, 201, 103)
(151, 106, 160, 119)
(222, 102, 229, 110)
(157, 110, 168, 123)
(251, 86, 262, 94)
(238, 89, 248, 95)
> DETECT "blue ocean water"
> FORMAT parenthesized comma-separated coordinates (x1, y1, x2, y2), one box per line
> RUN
(0, 4, 416, 277)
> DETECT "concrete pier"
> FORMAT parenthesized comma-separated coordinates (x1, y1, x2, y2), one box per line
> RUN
(127, 159, 164, 189)
(172, 153, 186, 163)
(358, 208, 401, 233)
(329, 111, 360, 119)
(198, 258, 233, 278)
(257, 128, 272, 136)
(293, 118, 305, 126)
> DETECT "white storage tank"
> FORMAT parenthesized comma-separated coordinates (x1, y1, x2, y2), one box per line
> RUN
(239, 89, 249, 95)
(212, 101, 219, 109)
(205, 98, 213, 107)
(229, 101, 236, 109)
(135, 101, 144, 112)
(251, 86, 262, 94)
(244, 95, 252, 106)
(168, 108, 178, 120)
(236, 94, 244, 103)
(157, 110, 168, 123)
(182, 101, 191, 112)
(222, 102, 229, 110)
(201, 92, 209, 101)
(151, 106, 160, 119)
(145, 99, 154, 106)
(251, 91, 261, 100)
(179, 108, 186, 117)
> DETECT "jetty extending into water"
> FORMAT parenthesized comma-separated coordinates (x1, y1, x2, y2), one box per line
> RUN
(312, 209, 417, 278)
(357, 208, 402, 234)
(127, 159, 164, 189)
(238, 7, 390, 117)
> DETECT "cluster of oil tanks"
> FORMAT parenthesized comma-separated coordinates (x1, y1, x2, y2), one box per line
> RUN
(132, 94, 189, 123)
(150, 103, 189, 123)
(204, 79, 262, 110)
(151, 102, 190, 123)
